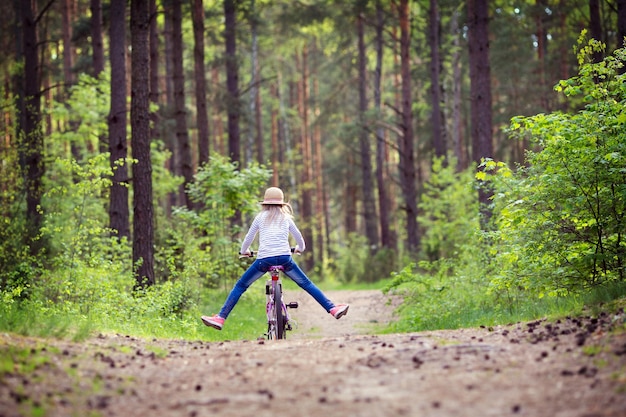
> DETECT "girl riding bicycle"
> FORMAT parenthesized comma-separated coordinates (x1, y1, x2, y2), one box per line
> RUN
(201, 187, 349, 330)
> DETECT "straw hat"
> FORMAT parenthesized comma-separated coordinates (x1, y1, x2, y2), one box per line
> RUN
(261, 187, 286, 205)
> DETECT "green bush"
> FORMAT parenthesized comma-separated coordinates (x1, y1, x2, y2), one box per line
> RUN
(418, 157, 480, 261)
(490, 40, 626, 298)
(177, 155, 272, 288)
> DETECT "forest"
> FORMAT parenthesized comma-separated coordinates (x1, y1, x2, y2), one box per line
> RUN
(1, 0, 625, 340)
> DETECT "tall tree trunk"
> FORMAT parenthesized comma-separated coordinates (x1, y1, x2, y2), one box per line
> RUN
(281, 78, 296, 191)
(224, 0, 240, 165)
(131, 0, 155, 287)
(108, 0, 130, 240)
(270, 82, 279, 185)
(617, 0, 626, 74)
(62, 0, 80, 160)
(312, 63, 325, 264)
(398, 0, 419, 252)
(91, 0, 104, 76)
(62, 0, 75, 88)
(589, 0, 603, 63)
(449, 9, 465, 172)
(192, 0, 210, 167)
(345, 143, 358, 235)
(172, 0, 193, 209)
(298, 46, 314, 270)
(429, 0, 447, 162)
(20, 0, 44, 256)
(557, 1, 570, 111)
(212, 66, 225, 155)
(91, 0, 106, 153)
(163, 3, 179, 208)
(535, 0, 549, 112)
(468, 0, 494, 228)
(374, 1, 395, 251)
(247, 0, 262, 166)
(618, 0, 626, 49)
(149, 0, 160, 143)
(254, 67, 263, 165)
(357, 12, 380, 252)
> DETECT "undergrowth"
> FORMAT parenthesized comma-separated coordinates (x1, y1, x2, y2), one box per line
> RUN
(384, 262, 626, 333)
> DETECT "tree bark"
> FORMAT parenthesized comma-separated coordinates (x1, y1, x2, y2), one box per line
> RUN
(374, 1, 395, 251)
(449, 9, 466, 172)
(149, 0, 160, 142)
(357, 12, 380, 252)
(192, 0, 210, 167)
(91, 0, 104, 76)
(163, 2, 179, 209)
(131, 0, 155, 287)
(345, 145, 358, 236)
(224, 0, 240, 165)
(532, 0, 551, 120)
(429, 0, 447, 161)
(212, 66, 225, 155)
(617, 0, 626, 74)
(62, 0, 81, 160)
(20, 0, 44, 256)
(589, 0, 603, 63)
(247, 0, 263, 166)
(398, 0, 420, 251)
(298, 46, 314, 270)
(618, 0, 626, 49)
(108, 0, 130, 240)
(254, 65, 263, 165)
(312, 63, 325, 263)
(467, 0, 494, 227)
(172, 0, 193, 210)
(91, 0, 106, 153)
(270, 82, 279, 185)
(61, 0, 75, 88)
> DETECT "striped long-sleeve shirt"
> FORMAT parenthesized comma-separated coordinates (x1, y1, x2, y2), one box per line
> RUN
(240, 211, 306, 259)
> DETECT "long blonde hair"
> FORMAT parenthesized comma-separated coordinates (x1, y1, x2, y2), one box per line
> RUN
(262, 203, 293, 225)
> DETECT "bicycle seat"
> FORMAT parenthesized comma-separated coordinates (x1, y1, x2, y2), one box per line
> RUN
(268, 265, 284, 272)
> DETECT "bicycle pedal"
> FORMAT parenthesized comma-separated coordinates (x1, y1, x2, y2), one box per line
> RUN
(287, 302, 299, 309)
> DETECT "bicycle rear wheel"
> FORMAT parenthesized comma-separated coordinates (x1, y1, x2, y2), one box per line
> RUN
(273, 281, 286, 339)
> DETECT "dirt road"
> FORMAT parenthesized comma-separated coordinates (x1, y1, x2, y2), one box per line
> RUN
(1, 290, 625, 417)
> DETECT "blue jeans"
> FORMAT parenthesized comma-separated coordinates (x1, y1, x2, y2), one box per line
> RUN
(218, 255, 334, 319)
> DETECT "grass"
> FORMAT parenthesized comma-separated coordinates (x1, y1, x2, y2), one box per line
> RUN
(2, 268, 625, 344)
(385, 278, 626, 334)
(0, 346, 50, 377)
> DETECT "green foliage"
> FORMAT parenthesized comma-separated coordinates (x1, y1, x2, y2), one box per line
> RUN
(384, 262, 488, 331)
(151, 141, 184, 203)
(0, 86, 38, 298)
(386, 43, 626, 332)
(183, 154, 272, 237)
(176, 155, 272, 288)
(41, 153, 113, 269)
(327, 233, 398, 284)
(47, 73, 110, 156)
(418, 157, 480, 261)
(0, 151, 280, 341)
(491, 41, 626, 298)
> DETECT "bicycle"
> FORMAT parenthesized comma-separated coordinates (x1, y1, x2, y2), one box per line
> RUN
(239, 250, 299, 340)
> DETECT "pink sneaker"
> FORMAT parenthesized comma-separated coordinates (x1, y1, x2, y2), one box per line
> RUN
(201, 315, 225, 330)
(330, 304, 349, 319)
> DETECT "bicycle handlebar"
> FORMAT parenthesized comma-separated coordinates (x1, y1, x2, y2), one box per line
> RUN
(239, 247, 300, 258)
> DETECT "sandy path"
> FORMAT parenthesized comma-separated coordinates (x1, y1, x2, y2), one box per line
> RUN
(1, 290, 625, 417)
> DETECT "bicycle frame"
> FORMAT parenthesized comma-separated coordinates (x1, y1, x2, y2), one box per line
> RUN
(265, 265, 298, 340)
(239, 250, 299, 340)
